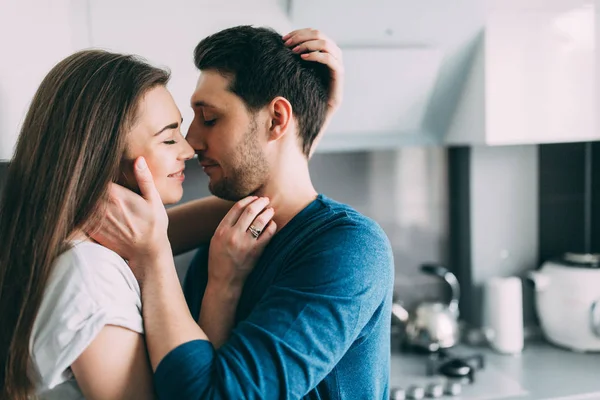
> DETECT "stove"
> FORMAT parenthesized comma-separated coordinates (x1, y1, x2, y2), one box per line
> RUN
(389, 346, 528, 400)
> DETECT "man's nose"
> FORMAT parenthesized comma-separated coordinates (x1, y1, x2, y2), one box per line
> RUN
(186, 123, 206, 151)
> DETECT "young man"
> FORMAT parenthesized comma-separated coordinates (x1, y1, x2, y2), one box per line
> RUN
(94, 26, 394, 399)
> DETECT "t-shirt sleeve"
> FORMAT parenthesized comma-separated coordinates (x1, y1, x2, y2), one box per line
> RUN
(154, 217, 394, 400)
(31, 243, 143, 390)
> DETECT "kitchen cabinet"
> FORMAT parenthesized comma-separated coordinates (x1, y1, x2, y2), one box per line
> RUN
(294, 0, 600, 147)
(0, 0, 90, 160)
(446, 5, 599, 145)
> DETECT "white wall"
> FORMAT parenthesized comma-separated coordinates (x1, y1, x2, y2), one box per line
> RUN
(0, 0, 90, 160)
(88, 0, 293, 146)
(469, 145, 539, 325)
(0, 0, 293, 160)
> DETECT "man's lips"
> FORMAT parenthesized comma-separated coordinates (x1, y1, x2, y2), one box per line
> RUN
(199, 161, 219, 171)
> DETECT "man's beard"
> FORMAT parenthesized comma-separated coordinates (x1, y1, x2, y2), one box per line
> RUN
(209, 120, 269, 201)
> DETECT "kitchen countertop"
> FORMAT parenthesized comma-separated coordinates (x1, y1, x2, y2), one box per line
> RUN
(475, 339, 600, 399)
(390, 338, 600, 400)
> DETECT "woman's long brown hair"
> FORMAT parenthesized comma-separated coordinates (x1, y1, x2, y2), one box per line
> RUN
(0, 49, 170, 399)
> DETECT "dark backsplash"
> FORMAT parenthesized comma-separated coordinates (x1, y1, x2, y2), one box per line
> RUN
(0, 163, 7, 193)
(538, 142, 600, 262)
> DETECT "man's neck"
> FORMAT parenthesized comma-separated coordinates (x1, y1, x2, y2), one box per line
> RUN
(253, 157, 317, 232)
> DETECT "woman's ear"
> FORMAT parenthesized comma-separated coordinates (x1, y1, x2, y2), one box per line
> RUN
(267, 96, 293, 143)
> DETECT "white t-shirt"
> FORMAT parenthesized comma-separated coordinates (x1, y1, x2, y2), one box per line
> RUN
(29, 241, 143, 399)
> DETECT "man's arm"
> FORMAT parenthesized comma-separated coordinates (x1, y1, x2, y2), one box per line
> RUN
(150, 220, 394, 399)
(167, 196, 234, 256)
(134, 250, 209, 370)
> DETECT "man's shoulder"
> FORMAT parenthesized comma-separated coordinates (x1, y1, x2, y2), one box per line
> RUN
(287, 196, 394, 296)
(312, 195, 389, 245)
(292, 196, 394, 276)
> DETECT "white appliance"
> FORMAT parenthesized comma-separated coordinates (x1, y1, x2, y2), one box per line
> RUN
(482, 276, 524, 355)
(529, 253, 600, 352)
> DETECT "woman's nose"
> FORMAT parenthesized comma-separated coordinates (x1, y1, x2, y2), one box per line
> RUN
(180, 139, 195, 160)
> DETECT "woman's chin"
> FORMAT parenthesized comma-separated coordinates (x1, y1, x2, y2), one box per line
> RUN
(159, 188, 183, 205)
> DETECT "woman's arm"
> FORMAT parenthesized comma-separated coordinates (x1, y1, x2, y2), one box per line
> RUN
(283, 28, 344, 159)
(198, 197, 276, 348)
(71, 325, 155, 400)
(167, 196, 234, 256)
(91, 167, 276, 368)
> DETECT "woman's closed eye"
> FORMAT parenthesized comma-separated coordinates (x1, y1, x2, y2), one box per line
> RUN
(163, 139, 176, 145)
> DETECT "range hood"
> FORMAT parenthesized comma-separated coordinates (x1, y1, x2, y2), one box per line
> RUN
(314, 38, 486, 153)
(92, 0, 470, 152)
(289, 0, 485, 152)
(317, 45, 455, 152)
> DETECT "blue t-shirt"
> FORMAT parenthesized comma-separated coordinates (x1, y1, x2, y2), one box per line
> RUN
(154, 194, 394, 399)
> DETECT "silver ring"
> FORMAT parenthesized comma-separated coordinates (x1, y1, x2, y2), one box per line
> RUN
(248, 225, 261, 239)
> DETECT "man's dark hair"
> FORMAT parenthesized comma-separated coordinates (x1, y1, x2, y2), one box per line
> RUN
(194, 25, 331, 157)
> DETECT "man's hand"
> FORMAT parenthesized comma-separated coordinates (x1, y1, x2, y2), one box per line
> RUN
(283, 28, 344, 114)
(90, 156, 170, 281)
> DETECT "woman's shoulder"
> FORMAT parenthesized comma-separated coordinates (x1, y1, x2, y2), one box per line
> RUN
(31, 241, 144, 392)
(51, 240, 140, 299)
(57, 240, 129, 275)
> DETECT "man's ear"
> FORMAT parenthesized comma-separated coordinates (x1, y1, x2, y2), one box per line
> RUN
(267, 96, 292, 142)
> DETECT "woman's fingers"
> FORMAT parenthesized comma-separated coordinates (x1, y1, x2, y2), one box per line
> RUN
(245, 207, 275, 239)
(300, 51, 342, 74)
(219, 196, 261, 227)
(255, 220, 277, 248)
(283, 29, 342, 60)
(234, 197, 271, 232)
(292, 39, 342, 61)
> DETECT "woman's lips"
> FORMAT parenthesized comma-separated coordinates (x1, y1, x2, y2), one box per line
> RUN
(168, 170, 185, 181)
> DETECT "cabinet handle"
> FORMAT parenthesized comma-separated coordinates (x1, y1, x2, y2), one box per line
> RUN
(590, 300, 600, 337)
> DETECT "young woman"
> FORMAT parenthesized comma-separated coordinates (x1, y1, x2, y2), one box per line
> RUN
(0, 50, 274, 399)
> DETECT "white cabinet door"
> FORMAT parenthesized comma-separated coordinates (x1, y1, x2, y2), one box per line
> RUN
(88, 0, 292, 133)
(446, 4, 598, 146)
(0, 0, 89, 160)
(486, 7, 596, 145)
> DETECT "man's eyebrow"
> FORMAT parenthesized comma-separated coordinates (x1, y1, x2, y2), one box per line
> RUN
(154, 118, 183, 136)
(192, 100, 218, 108)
